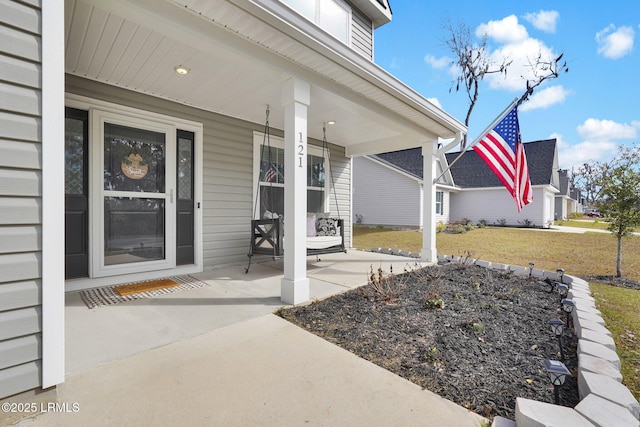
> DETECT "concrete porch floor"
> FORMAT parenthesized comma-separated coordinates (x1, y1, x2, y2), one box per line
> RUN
(65, 250, 426, 376)
(14, 250, 485, 426)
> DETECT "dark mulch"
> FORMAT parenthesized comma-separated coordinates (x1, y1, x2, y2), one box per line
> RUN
(586, 275, 640, 290)
(277, 262, 580, 421)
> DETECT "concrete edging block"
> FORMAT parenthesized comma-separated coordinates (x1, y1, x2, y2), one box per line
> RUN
(575, 318, 612, 338)
(579, 353, 623, 382)
(578, 371, 640, 419)
(575, 394, 640, 426)
(575, 310, 606, 326)
(515, 398, 593, 426)
(580, 329, 616, 351)
(578, 340, 621, 369)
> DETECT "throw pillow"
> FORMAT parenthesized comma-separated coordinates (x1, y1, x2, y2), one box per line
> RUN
(307, 213, 317, 237)
(316, 217, 338, 236)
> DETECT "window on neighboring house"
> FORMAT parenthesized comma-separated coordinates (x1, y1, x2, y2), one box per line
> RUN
(254, 134, 327, 220)
(280, 0, 351, 44)
(435, 191, 444, 215)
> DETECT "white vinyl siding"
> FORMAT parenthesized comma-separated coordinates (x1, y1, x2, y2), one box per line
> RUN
(449, 187, 553, 227)
(65, 75, 351, 268)
(353, 156, 421, 227)
(350, 6, 373, 59)
(0, 0, 44, 399)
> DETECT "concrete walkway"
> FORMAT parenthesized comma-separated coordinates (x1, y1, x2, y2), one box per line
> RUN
(14, 315, 484, 426)
(11, 251, 485, 427)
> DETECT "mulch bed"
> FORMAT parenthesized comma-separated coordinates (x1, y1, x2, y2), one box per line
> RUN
(277, 261, 580, 421)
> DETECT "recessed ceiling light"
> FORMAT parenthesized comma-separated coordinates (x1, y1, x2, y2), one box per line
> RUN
(174, 65, 190, 75)
(326, 120, 336, 125)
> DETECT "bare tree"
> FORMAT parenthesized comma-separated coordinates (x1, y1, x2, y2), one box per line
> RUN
(516, 52, 569, 107)
(445, 22, 568, 147)
(445, 21, 510, 148)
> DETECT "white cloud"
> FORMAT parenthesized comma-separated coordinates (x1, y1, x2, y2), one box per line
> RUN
(576, 118, 638, 141)
(596, 24, 635, 59)
(472, 15, 563, 93)
(558, 139, 619, 170)
(486, 37, 556, 91)
(424, 54, 450, 69)
(519, 85, 570, 111)
(476, 15, 528, 44)
(427, 98, 443, 109)
(523, 10, 560, 33)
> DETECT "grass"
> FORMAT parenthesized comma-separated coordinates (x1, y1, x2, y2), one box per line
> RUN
(353, 224, 640, 398)
(590, 283, 640, 401)
(555, 219, 611, 230)
(354, 225, 640, 281)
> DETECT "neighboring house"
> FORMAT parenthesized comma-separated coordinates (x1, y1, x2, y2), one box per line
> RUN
(446, 139, 561, 227)
(555, 169, 582, 220)
(570, 187, 583, 215)
(353, 139, 564, 228)
(0, 0, 466, 400)
(353, 151, 455, 227)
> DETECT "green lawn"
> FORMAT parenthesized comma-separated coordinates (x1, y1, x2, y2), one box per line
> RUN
(354, 226, 640, 281)
(590, 283, 640, 401)
(353, 225, 640, 399)
(555, 219, 610, 230)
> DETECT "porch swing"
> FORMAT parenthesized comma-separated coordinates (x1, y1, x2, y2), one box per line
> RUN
(246, 107, 346, 273)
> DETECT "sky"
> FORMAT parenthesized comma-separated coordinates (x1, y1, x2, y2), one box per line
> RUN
(373, 1, 640, 171)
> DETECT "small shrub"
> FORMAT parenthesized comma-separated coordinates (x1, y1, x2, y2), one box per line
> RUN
(426, 298, 445, 309)
(360, 264, 404, 304)
(436, 221, 446, 233)
(477, 219, 488, 228)
(425, 281, 444, 309)
(447, 224, 466, 234)
(518, 218, 535, 228)
(456, 250, 476, 270)
(495, 218, 507, 226)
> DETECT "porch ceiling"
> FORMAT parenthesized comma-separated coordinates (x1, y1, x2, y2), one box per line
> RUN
(65, 0, 466, 156)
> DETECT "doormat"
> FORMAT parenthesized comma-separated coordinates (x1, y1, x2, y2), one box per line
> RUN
(114, 278, 179, 296)
(79, 275, 208, 309)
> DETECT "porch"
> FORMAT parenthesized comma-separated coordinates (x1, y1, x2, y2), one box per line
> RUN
(49, 252, 485, 426)
(65, 250, 425, 376)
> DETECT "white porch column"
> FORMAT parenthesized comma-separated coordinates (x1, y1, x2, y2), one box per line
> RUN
(281, 78, 310, 304)
(421, 141, 438, 262)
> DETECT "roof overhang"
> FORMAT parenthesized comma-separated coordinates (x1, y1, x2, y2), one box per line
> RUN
(65, 0, 465, 156)
(350, 0, 392, 28)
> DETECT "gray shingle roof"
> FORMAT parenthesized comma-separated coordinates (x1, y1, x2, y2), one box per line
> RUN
(374, 139, 557, 188)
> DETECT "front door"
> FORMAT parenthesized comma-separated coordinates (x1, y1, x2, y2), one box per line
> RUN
(93, 111, 177, 277)
(65, 106, 198, 279)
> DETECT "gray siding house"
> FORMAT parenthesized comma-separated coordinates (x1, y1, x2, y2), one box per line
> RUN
(0, 0, 466, 401)
(354, 139, 563, 228)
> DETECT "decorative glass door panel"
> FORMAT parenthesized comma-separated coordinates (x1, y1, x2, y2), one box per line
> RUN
(103, 123, 167, 266)
(104, 197, 165, 265)
(92, 110, 176, 277)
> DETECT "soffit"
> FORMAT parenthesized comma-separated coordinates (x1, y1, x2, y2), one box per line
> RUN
(65, 0, 464, 155)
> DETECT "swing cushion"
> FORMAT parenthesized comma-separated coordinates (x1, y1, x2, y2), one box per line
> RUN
(316, 214, 338, 236)
(306, 235, 342, 250)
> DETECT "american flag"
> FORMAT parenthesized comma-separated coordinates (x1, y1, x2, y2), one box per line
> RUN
(263, 164, 277, 182)
(473, 105, 533, 212)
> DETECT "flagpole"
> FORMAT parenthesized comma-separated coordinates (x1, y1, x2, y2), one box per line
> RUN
(433, 97, 520, 184)
(465, 97, 520, 150)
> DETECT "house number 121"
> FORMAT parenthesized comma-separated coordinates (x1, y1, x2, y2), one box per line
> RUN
(298, 132, 305, 168)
